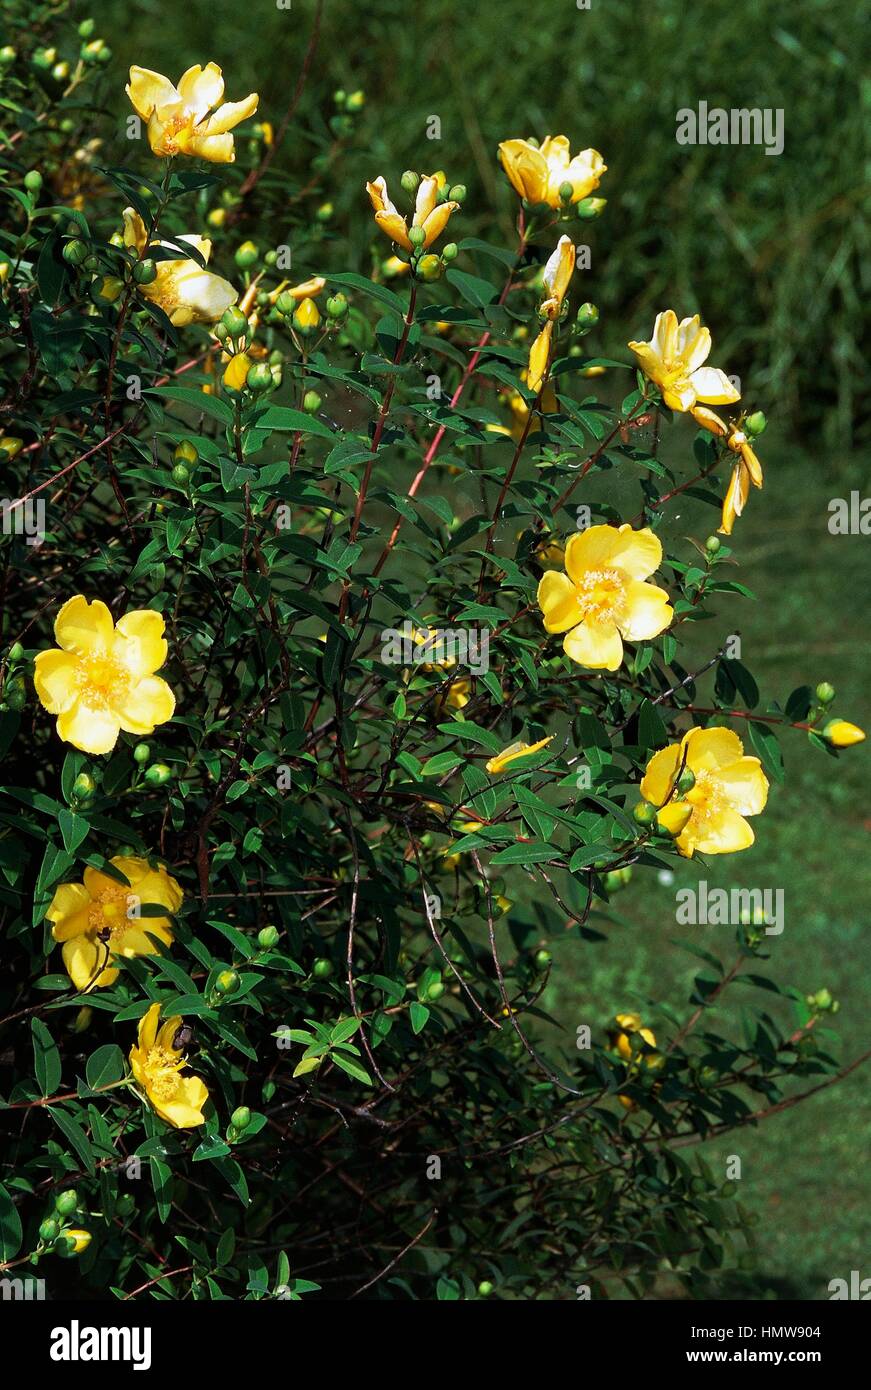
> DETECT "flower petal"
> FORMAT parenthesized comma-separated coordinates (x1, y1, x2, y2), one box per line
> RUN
(639, 744, 682, 806)
(682, 726, 745, 773)
(374, 210, 412, 251)
(114, 675, 176, 736)
(156, 1074, 209, 1129)
(56, 698, 121, 755)
(62, 935, 117, 991)
(138, 1002, 162, 1051)
(113, 609, 168, 677)
(680, 806, 755, 856)
(714, 757, 769, 816)
(54, 595, 114, 655)
(203, 92, 259, 136)
(538, 570, 582, 632)
(675, 316, 711, 373)
(563, 619, 623, 670)
(420, 201, 458, 248)
(185, 132, 235, 163)
(619, 580, 673, 641)
(498, 139, 548, 203)
(33, 649, 81, 714)
(177, 62, 224, 120)
(126, 66, 180, 120)
(689, 365, 740, 405)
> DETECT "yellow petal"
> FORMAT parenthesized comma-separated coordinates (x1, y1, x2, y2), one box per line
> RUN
(656, 801, 693, 836)
(224, 352, 252, 391)
(714, 757, 769, 815)
(56, 698, 121, 755)
(651, 310, 679, 362)
(155, 1074, 209, 1129)
(542, 235, 575, 307)
(563, 618, 623, 670)
(680, 805, 755, 856)
(33, 649, 81, 714)
(203, 93, 259, 136)
(374, 210, 412, 251)
(177, 62, 224, 119)
(498, 139, 548, 203)
(420, 200, 458, 248)
(527, 322, 552, 394)
(485, 736, 553, 774)
(538, 569, 582, 633)
(639, 744, 682, 806)
(46, 882, 92, 929)
(619, 580, 673, 641)
(62, 935, 117, 991)
(413, 175, 440, 226)
(689, 365, 740, 405)
(691, 405, 727, 436)
(113, 609, 168, 677)
(565, 524, 662, 583)
(682, 726, 745, 773)
(54, 595, 114, 655)
(138, 1002, 162, 1051)
(186, 132, 236, 163)
(675, 317, 711, 373)
(126, 66, 179, 120)
(115, 674, 176, 735)
(122, 207, 148, 256)
(719, 460, 749, 535)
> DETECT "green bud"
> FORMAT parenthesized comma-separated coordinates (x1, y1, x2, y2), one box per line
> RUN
(559, 180, 574, 203)
(39, 1217, 60, 1243)
(215, 969, 240, 995)
(533, 948, 552, 969)
(677, 767, 696, 794)
(257, 925, 280, 950)
(132, 258, 157, 285)
(448, 184, 466, 203)
(815, 681, 835, 705)
(705, 535, 721, 555)
(745, 410, 767, 436)
(0, 47, 16, 66)
(346, 90, 365, 111)
(576, 302, 599, 330)
(332, 89, 347, 107)
(55, 1190, 78, 1216)
(416, 253, 443, 281)
(312, 957, 333, 980)
(83, 253, 100, 273)
(62, 239, 89, 266)
(144, 762, 172, 786)
(575, 196, 607, 220)
(426, 981, 445, 1001)
(441, 242, 458, 262)
(221, 305, 249, 338)
(400, 170, 420, 195)
(477, 1280, 494, 1296)
(602, 870, 626, 894)
(231, 1105, 251, 1130)
(96, 46, 112, 65)
(72, 772, 95, 801)
(302, 390, 322, 413)
(315, 202, 333, 222)
(8, 642, 24, 662)
(632, 800, 657, 828)
(78, 19, 96, 38)
(234, 241, 259, 269)
(52, 62, 70, 83)
(133, 742, 151, 764)
(23, 170, 43, 193)
(171, 463, 190, 485)
(246, 362, 274, 394)
(325, 292, 349, 320)
(408, 225, 426, 248)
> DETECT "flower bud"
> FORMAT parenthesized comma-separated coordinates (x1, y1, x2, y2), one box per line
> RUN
(705, 535, 721, 554)
(171, 463, 190, 484)
(426, 981, 445, 1001)
(72, 772, 96, 801)
(632, 800, 657, 828)
(576, 302, 599, 330)
(0, 437, 24, 461)
(62, 239, 88, 266)
(302, 390, 322, 413)
(326, 292, 349, 321)
(448, 184, 467, 203)
(559, 180, 574, 203)
(332, 89, 346, 107)
(408, 225, 426, 248)
(292, 297, 321, 334)
(231, 1105, 251, 1130)
(477, 1280, 494, 1296)
(52, 62, 70, 82)
(745, 410, 767, 436)
(55, 1190, 78, 1216)
(312, 957, 333, 979)
(207, 207, 227, 229)
(173, 439, 198, 466)
(257, 925, 280, 949)
(0, 46, 16, 65)
(246, 362, 274, 394)
(78, 19, 96, 38)
(221, 305, 249, 339)
(315, 202, 333, 222)
(144, 762, 172, 786)
(815, 681, 835, 705)
(274, 290, 296, 317)
(441, 242, 458, 262)
(346, 90, 365, 111)
(133, 742, 151, 764)
(677, 767, 696, 794)
(93, 274, 123, 305)
(215, 969, 240, 994)
(234, 241, 259, 269)
(23, 170, 42, 193)
(416, 254, 443, 282)
(39, 1217, 60, 1243)
(822, 719, 865, 748)
(575, 196, 607, 220)
(400, 170, 420, 195)
(132, 258, 157, 285)
(8, 642, 24, 662)
(57, 1228, 91, 1257)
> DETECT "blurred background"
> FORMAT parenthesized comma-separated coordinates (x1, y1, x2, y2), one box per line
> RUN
(96, 0, 869, 1297)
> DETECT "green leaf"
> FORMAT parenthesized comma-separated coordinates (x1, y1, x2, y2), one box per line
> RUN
(331, 1052, 372, 1085)
(85, 1044, 126, 1091)
(0, 1184, 23, 1262)
(32, 1018, 61, 1097)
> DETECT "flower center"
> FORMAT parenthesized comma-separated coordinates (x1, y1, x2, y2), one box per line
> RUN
(77, 653, 130, 710)
(685, 772, 726, 829)
(153, 113, 193, 156)
(145, 1047, 183, 1101)
(575, 567, 626, 625)
(87, 885, 131, 940)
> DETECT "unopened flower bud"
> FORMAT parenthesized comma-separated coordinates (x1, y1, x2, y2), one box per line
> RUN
(234, 241, 259, 269)
(221, 305, 249, 339)
(231, 1105, 251, 1130)
(576, 301, 599, 330)
(132, 258, 157, 285)
(416, 254, 443, 281)
(559, 180, 574, 203)
(408, 225, 426, 248)
(144, 762, 172, 786)
(39, 1218, 60, 1243)
(325, 292, 348, 320)
(57, 1228, 91, 1257)
(315, 202, 333, 222)
(822, 719, 865, 748)
(745, 410, 767, 436)
(62, 239, 88, 266)
(632, 800, 657, 828)
(815, 681, 835, 705)
(448, 184, 466, 203)
(246, 362, 273, 394)
(257, 925, 280, 949)
(677, 767, 696, 794)
(312, 957, 332, 979)
(171, 463, 190, 484)
(705, 535, 721, 554)
(292, 297, 321, 334)
(216, 969, 240, 994)
(400, 170, 420, 195)
(441, 242, 458, 261)
(23, 170, 43, 193)
(302, 390, 322, 413)
(575, 196, 607, 220)
(55, 1190, 78, 1216)
(72, 772, 96, 801)
(0, 437, 24, 461)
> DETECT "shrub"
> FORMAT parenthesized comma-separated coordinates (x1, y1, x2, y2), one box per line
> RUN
(0, 4, 865, 1301)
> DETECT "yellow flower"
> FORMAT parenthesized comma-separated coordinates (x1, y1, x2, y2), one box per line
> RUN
(538, 523, 672, 670)
(823, 719, 866, 748)
(485, 736, 553, 774)
(130, 1002, 209, 1129)
(526, 235, 576, 393)
(47, 856, 183, 992)
(628, 311, 740, 414)
(442, 676, 471, 711)
(498, 135, 606, 208)
(365, 173, 458, 252)
(59, 1228, 92, 1255)
(613, 1013, 657, 1061)
(34, 595, 176, 755)
(719, 428, 763, 536)
(293, 295, 321, 332)
(640, 726, 769, 857)
(126, 62, 258, 162)
(122, 208, 236, 327)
